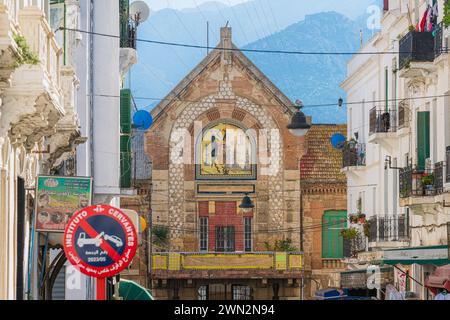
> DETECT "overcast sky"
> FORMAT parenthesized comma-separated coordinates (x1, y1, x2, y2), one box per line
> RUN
(143, 0, 249, 11)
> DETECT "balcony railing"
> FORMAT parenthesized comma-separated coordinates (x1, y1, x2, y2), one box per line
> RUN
(120, 0, 137, 49)
(368, 215, 409, 243)
(399, 163, 445, 198)
(399, 30, 435, 70)
(151, 252, 303, 272)
(342, 143, 366, 168)
(434, 21, 448, 59)
(343, 234, 366, 258)
(369, 107, 397, 135)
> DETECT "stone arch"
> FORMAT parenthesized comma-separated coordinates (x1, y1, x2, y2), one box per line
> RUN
(167, 87, 285, 248)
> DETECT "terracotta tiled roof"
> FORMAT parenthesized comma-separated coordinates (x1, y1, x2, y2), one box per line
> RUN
(300, 124, 347, 183)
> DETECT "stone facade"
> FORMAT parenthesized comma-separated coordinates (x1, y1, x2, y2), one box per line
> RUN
(145, 27, 304, 300)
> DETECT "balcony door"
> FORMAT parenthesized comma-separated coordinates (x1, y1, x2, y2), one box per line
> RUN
(215, 226, 235, 252)
(417, 111, 430, 171)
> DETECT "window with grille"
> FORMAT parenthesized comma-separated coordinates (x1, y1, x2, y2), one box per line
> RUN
(199, 217, 208, 252)
(215, 226, 235, 252)
(244, 217, 252, 252)
(198, 285, 208, 300)
(232, 285, 252, 300)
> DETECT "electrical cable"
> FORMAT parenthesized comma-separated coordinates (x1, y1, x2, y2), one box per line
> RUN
(60, 27, 443, 56)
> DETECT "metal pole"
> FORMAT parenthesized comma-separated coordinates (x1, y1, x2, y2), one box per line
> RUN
(148, 181, 153, 291)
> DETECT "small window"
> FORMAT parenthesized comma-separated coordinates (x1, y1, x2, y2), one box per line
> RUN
(199, 217, 208, 252)
(215, 226, 235, 252)
(244, 217, 252, 252)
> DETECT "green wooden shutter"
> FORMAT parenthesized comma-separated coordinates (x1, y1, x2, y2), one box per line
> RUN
(417, 111, 430, 171)
(120, 135, 132, 188)
(120, 89, 132, 134)
(322, 211, 347, 259)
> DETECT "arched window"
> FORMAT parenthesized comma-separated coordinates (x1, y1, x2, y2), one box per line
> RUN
(195, 121, 256, 180)
(322, 210, 347, 259)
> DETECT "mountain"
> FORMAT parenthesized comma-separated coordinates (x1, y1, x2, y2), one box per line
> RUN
(130, 2, 378, 123)
(244, 11, 369, 123)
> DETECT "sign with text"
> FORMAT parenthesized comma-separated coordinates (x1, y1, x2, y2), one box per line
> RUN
(63, 204, 137, 278)
(35, 176, 92, 232)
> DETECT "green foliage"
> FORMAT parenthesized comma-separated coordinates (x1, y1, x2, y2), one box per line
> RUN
(421, 173, 434, 186)
(264, 238, 298, 252)
(444, 1, 450, 28)
(340, 227, 359, 240)
(151, 225, 169, 248)
(363, 221, 371, 238)
(12, 33, 39, 67)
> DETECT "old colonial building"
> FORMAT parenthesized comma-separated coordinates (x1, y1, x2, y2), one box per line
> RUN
(145, 27, 305, 300)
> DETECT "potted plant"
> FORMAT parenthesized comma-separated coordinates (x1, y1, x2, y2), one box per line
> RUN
(348, 214, 358, 224)
(421, 173, 434, 195)
(340, 227, 359, 240)
(357, 213, 366, 224)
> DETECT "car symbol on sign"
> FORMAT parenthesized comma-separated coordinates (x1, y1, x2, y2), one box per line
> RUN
(77, 232, 124, 248)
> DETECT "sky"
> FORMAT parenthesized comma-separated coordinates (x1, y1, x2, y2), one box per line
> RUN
(143, 0, 249, 12)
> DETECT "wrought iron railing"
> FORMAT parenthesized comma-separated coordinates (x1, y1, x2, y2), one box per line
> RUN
(399, 30, 435, 69)
(399, 163, 445, 198)
(342, 143, 366, 168)
(368, 215, 409, 243)
(434, 21, 448, 59)
(343, 234, 366, 258)
(369, 107, 397, 134)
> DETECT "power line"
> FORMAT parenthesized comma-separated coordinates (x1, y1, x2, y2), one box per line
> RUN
(88, 92, 450, 110)
(60, 27, 440, 56)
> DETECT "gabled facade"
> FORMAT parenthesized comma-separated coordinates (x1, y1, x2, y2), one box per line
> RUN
(145, 27, 305, 300)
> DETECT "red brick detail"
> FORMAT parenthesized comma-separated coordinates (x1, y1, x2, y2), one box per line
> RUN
(198, 201, 209, 217)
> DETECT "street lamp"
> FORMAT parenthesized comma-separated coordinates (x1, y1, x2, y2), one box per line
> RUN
(239, 193, 255, 213)
(287, 100, 311, 137)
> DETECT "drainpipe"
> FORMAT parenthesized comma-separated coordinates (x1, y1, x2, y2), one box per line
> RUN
(89, 0, 95, 188)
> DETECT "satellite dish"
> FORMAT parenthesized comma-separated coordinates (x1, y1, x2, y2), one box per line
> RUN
(133, 110, 153, 131)
(130, 1, 150, 24)
(331, 133, 346, 150)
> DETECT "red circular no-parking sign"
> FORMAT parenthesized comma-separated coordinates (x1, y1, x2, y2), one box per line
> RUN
(63, 204, 138, 278)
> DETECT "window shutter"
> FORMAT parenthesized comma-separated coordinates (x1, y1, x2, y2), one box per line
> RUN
(120, 89, 132, 134)
(322, 211, 347, 259)
(120, 134, 132, 188)
(417, 111, 430, 171)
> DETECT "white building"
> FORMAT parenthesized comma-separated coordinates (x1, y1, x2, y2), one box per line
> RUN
(0, 0, 138, 300)
(341, 0, 450, 300)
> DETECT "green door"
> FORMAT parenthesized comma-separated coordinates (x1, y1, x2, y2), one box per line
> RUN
(322, 211, 347, 259)
(417, 112, 430, 171)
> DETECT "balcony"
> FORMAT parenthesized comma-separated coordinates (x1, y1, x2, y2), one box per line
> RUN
(342, 142, 366, 172)
(368, 215, 409, 248)
(399, 163, 446, 206)
(0, 6, 65, 148)
(434, 22, 448, 60)
(119, 0, 137, 78)
(343, 234, 366, 258)
(0, 0, 20, 83)
(399, 30, 435, 70)
(151, 252, 303, 279)
(369, 107, 398, 145)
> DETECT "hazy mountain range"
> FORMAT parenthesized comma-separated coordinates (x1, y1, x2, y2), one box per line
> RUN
(130, 0, 381, 123)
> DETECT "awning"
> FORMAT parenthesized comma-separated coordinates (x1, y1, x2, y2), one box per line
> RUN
(425, 264, 450, 295)
(340, 267, 394, 289)
(119, 279, 154, 300)
(383, 245, 450, 266)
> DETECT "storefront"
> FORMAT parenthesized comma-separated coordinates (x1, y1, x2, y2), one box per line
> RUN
(382, 245, 450, 300)
(340, 266, 394, 300)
